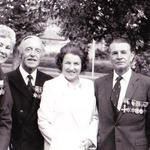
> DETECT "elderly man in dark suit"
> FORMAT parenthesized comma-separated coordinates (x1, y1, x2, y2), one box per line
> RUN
(7, 35, 52, 150)
(95, 38, 150, 150)
(0, 24, 16, 150)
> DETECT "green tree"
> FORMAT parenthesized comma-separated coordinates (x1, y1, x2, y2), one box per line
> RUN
(0, 0, 53, 68)
(51, 0, 150, 51)
(50, 0, 150, 75)
(0, 0, 53, 46)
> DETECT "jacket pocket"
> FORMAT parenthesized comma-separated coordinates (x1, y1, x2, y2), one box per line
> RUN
(135, 138, 148, 146)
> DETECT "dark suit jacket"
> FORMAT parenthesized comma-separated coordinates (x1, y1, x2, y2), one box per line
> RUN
(95, 71, 150, 150)
(7, 68, 52, 150)
(0, 67, 13, 150)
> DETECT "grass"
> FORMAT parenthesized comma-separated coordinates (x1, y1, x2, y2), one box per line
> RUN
(39, 56, 113, 73)
(3, 55, 112, 80)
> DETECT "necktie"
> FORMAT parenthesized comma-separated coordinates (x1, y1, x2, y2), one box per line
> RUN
(0, 67, 3, 80)
(27, 74, 33, 92)
(111, 76, 123, 119)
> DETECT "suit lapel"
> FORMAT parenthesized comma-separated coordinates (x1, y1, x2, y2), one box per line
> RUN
(26, 70, 45, 122)
(116, 71, 140, 122)
(35, 70, 43, 86)
(125, 72, 139, 99)
(10, 68, 32, 98)
(101, 74, 115, 122)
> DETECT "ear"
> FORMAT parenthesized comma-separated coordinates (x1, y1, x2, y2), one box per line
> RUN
(10, 48, 13, 54)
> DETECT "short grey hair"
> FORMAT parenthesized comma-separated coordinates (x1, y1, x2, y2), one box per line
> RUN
(18, 35, 44, 53)
(0, 24, 16, 48)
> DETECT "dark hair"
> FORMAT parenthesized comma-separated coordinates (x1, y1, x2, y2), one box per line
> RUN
(56, 42, 88, 72)
(109, 38, 132, 52)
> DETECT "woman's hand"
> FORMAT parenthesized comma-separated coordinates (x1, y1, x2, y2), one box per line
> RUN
(80, 139, 96, 150)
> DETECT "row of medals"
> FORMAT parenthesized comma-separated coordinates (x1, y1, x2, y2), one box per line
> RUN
(121, 99, 149, 115)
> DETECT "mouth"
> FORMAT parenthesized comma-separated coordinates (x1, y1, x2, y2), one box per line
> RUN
(0, 54, 7, 59)
(116, 62, 124, 65)
(27, 58, 37, 62)
(68, 71, 75, 74)
(66, 71, 76, 75)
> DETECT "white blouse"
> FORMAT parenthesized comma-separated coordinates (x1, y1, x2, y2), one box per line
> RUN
(38, 74, 99, 150)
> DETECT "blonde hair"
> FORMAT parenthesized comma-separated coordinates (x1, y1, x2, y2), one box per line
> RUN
(0, 24, 16, 48)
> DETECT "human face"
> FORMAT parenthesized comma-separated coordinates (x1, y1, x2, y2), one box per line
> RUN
(20, 38, 43, 73)
(110, 42, 134, 75)
(62, 53, 82, 84)
(0, 37, 13, 64)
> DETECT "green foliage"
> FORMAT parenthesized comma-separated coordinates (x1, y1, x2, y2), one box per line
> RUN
(95, 49, 109, 60)
(50, 0, 150, 74)
(133, 53, 150, 76)
(51, 0, 150, 52)
(2, 0, 150, 73)
(2, 0, 150, 53)
(0, 0, 53, 46)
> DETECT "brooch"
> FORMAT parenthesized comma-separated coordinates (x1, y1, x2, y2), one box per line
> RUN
(0, 80, 5, 95)
(33, 86, 43, 99)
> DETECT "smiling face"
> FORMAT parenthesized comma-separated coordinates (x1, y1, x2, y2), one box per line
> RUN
(110, 41, 134, 75)
(0, 37, 13, 64)
(62, 53, 82, 84)
(20, 37, 43, 73)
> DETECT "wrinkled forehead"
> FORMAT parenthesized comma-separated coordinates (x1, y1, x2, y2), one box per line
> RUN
(109, 41, 131, 52)
(0, 36, 13, 49)
(0, 36, 11, 43)
(20, 36, 43, 49)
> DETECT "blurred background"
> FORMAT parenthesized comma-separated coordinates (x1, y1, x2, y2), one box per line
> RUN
(1, 0, 150, 79)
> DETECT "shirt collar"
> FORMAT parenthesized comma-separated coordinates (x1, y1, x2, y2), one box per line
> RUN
(19, 65, 37, 85)
(113, 68, 132, 82)
(60, 73, 82, 89)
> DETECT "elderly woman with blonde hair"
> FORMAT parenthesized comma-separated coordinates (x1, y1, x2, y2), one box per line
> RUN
(0, 24, 16, 150)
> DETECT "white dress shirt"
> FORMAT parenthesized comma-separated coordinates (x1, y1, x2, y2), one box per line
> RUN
(113, 68, 132, 110)
(19, 65, 37, 86)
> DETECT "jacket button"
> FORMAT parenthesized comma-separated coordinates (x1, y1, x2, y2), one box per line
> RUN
(115, 122, 119, 126)
(19, 110, 24, 113)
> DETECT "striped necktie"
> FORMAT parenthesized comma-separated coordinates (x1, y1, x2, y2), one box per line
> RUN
(27, 74, 33, 92)
(111, 76, 123, 120)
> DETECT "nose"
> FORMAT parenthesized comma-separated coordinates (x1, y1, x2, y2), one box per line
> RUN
(30, 49, 36, 56)
(117, 52, 122, 59)
(69, 63, 75, 70)
(0, 47, 7, 53)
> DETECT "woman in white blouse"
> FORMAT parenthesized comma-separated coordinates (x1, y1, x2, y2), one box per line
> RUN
(38, 42, 99, 150)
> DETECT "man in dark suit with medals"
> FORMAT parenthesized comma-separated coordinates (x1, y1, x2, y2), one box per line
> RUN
(95, 38, 150, 150)
(0, 24, 16, 150)
(7, 35, 52, 150)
